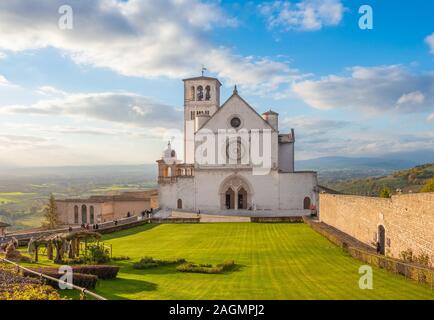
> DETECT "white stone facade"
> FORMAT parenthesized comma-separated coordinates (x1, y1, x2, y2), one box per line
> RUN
(158, 76, 318, 214)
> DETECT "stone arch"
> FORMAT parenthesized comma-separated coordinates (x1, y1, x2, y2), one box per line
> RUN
(238, 187, 247, 209)
(90, 206, 95, 224)
(191, 86, 195, 101)
(74, 205, 79, 224)
(197, 85, 204, 101)
(219, 174, 253, 210)
(205, 85, 211, 100)
(303, 196, 311, 209)
(223, 188, 234, 209)
(81, 205, 87, 224)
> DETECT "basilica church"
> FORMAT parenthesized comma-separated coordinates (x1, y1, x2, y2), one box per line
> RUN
(157, 76, 318, 214)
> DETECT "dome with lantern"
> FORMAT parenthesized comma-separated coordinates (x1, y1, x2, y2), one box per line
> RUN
(162, 141, 178, 164)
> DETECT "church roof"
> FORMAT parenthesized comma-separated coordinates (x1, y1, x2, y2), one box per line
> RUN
(197, 88, 275, 132)
(182, 76, 222, 86)
(57, 190, 158, 203)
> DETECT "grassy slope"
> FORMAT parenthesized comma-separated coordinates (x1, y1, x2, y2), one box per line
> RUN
(92, 223, 433, 300)
(326, 163, 434, 195)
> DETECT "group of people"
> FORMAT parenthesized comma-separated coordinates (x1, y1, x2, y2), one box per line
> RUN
(140, 208, 154, 219)
(79, 223, 100, 231)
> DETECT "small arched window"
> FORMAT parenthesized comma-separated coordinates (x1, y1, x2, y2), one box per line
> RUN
(177, 199, 183, 209)
(205, 85, 211, 100)
(191, 86, 195, 101)
(197, 86, 204, 101)
(74, 205, 79, 224)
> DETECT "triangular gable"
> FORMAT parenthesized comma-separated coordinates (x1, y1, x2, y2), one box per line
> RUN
(199, 93, 275, 131)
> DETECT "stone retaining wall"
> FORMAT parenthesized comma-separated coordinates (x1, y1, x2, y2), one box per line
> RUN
(319, 193, 434, 266)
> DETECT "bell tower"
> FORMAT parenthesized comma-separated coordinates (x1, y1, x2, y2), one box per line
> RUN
(183, 75, 221, 164)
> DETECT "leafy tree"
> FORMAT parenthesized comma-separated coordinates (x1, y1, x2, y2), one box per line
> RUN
(42, 194, 59, 229)
(420, 177, 434, 193)
(379, 187, 392, 198)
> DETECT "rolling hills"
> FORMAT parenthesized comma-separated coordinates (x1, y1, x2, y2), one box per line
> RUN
(325, 163, 434, 196)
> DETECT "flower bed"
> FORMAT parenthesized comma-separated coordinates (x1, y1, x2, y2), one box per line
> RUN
(0, 265, 62, 300)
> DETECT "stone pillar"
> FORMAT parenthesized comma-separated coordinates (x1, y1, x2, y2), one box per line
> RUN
(47, 242, 53, 260)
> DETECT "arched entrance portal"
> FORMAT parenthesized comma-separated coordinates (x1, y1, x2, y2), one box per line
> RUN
(225, 188, 235, 209)
(378, 225, 386, 255)
(238, 187, 247, 209)
(219, 175, 253, 210)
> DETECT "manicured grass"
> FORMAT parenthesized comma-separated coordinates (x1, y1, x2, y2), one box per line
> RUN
(92, 223, 433, 300)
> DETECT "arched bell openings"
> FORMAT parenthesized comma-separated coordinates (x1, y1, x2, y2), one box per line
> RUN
(197, 85, 204, 101)
(205, 85, 211, 100)
(191, 86, 195, 101)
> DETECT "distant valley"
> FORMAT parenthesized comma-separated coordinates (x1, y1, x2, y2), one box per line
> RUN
(1, 153, 433, 230)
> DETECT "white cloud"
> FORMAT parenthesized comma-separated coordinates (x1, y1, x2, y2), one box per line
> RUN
(1, 92, 182, 128)
(292, 65, 434, 113)
(0, 52, 7, 60)
(426, 33, 434, 54)
(35, 86, 67, 97)
(0, 0, 300, 94)
(0, 75, 9, 86)
(397, 91, 425, 106)
(295, 128, 434, 160)
(428, 113, 434, 122)
(280, 115, 350, 133)
(258, 0, 345, 31)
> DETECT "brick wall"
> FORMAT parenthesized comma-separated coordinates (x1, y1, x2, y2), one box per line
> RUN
(319, 193, 434, 265)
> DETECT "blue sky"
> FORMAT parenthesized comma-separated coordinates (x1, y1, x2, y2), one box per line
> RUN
(0, 0, 433, 167)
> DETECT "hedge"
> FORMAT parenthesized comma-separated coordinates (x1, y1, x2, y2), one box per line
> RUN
(22, 268, 98, 289)
(133, 257, 186, 269)
(176, 260, 236, 274)
(70, 265, 120, 280)
(250, 216, 304, 223)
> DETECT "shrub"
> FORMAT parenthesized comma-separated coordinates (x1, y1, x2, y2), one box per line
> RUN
(111, 256, 130, 261)
(176, 260, 236, 274)
(0, 284, 63, 300)
(0, 265, 41, 292)
(419, 177, 434, 193)
(400, 249, 414, 263)
(133, 257, 186, 269)
(22, 268, 98, 289)
(71, 265, 120, 280)
(86, 244, 111, 264)
(414, 253, 430, 267)
(218, 260, 236, 272)
(379, 187, 392, 198)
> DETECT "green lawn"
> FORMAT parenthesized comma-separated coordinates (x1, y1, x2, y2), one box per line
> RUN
(89, 223, 433, 300)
